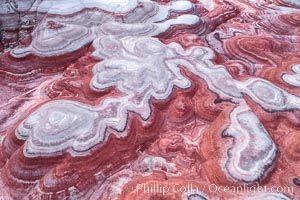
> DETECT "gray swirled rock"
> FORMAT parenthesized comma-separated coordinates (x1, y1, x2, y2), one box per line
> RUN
(16, 101, 99, 156)
(11, 20, 96, 58)
(282, 64, 300, 87)
(223, 103, 277, 182)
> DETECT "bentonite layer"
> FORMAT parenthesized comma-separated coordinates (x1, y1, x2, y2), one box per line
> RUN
(0, 0, 300, 199)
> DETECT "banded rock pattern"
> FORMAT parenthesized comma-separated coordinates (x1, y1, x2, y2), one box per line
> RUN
(0, 0, 300, 199)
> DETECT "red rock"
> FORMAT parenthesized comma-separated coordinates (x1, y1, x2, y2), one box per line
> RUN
(0, 0, 300, 199)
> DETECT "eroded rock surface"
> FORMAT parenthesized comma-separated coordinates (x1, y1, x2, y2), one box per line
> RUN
(0, 0, 299, 199)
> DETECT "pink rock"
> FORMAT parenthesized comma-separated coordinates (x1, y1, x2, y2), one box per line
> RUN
(0, 0, 300, 199)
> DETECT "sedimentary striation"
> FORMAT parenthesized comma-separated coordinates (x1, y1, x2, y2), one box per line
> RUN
(0, 0, 300, 199)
